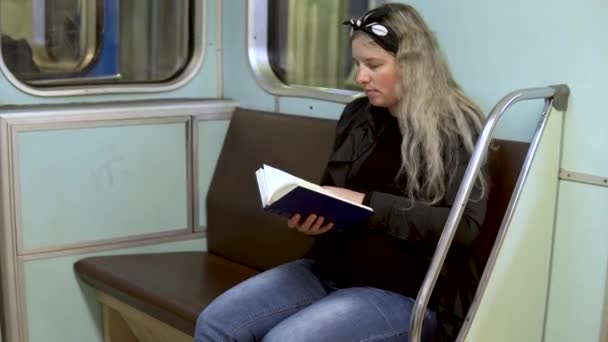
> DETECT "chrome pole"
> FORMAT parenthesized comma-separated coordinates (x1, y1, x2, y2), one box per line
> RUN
(408, 85, 569, 342)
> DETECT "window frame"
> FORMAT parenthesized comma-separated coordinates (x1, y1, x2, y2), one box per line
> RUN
(0, 0, 206, 97)
(28, 0, 103, 77)
(247, 0, 357, 104)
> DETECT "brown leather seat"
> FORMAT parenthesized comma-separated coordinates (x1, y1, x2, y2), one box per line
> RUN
(473, 140, 529, 271)
(74, 252, 257, 334)
(74, 108, 529, 336)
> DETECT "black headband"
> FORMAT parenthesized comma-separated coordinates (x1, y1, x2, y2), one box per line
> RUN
(343, 7, 398, 54)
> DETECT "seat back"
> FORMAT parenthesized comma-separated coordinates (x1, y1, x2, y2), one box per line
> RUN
(207, 108, 529, 275)
(474, 139, 530, 270)
(207, 108, 336, 271)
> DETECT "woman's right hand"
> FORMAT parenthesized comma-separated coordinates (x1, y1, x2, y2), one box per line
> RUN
(287, 214, 334, 235)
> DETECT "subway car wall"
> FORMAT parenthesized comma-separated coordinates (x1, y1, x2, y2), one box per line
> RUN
(0, 0, 606, 341)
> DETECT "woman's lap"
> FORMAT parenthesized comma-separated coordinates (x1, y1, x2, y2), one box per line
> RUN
(195, 259, 436, 342)
(264, 286, 437, 342)
(195, 259, 329, 341)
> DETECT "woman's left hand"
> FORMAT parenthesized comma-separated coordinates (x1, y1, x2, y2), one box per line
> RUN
(322, 186, 365, 204)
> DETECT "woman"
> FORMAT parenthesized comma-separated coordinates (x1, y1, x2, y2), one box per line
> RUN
(195, 3, 487, 341)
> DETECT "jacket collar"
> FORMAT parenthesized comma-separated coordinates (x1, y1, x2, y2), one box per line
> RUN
(325, 103, 397, 186)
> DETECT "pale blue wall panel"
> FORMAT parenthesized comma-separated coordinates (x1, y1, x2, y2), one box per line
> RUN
(545, 182, 608, 342)
(24, 238, 204, 342)
(197, 120, 230, 227)
(401, 0, 608, 174)
(197, 0, 219, 98)
(222, 1, 274, 112)
(18, 123, 188, 250)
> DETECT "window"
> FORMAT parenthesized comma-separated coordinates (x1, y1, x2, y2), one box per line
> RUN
(254, 0, 386, 100)
(0, 0, 197, 90)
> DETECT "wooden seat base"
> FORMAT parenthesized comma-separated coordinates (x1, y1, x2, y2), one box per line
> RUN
(98, 291, 192, 342)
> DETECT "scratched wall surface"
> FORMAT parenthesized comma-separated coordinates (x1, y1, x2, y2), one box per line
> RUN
(17, 122, 189, 251)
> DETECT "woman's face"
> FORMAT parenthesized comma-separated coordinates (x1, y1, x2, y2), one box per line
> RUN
(352, 35, 401, 112)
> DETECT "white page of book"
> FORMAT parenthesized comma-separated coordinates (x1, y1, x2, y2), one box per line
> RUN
(262, 164, 307, 196)
(255, 168, 268, 204)
(260, 164, 373, 210)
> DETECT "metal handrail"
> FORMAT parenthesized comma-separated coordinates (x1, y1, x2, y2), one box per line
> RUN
(409, 84, 570, 342)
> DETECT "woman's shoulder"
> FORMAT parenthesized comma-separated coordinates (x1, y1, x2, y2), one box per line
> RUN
(343, 95, 370, 114)
(330, 96, 372, 149)
(338, 96, 371, 124)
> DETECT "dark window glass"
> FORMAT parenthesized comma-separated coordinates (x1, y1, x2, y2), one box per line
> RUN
(0, 0, 193, 86)
(267, 0, 386, 91)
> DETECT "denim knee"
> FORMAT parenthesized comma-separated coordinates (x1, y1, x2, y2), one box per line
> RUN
(195, 305, 235, 342)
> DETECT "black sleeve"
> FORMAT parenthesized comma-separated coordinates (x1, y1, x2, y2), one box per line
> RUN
(366, 149, 487, 247)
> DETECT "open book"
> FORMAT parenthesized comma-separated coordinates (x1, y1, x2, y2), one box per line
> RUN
(255, 164, 374, 231)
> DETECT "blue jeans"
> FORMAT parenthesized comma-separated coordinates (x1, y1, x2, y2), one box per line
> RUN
(195, 259, 437, 341)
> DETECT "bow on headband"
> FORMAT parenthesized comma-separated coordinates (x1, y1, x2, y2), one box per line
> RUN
(343, 7, 398, 54)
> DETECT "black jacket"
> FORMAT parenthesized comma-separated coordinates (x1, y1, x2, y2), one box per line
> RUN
(310, 97, 487, 340)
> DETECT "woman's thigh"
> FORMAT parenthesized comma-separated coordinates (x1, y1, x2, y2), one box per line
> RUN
(194, 259, 329, 342)
(263, 287, 437, 342)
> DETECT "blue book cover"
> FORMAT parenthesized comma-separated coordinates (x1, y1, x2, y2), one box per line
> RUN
(256, 164, 374, 231)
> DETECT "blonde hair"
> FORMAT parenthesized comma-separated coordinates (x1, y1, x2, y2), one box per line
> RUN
(367, 3, 487, 204)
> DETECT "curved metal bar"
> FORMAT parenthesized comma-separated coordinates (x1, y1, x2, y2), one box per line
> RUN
(456, 98, 553, 341)
(409, 85, 570, 342)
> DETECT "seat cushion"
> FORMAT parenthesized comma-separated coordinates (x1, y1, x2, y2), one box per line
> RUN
(74, 252, 258, 335)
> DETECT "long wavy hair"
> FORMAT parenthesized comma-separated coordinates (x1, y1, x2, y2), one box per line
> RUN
(358, 3, 487, 204)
